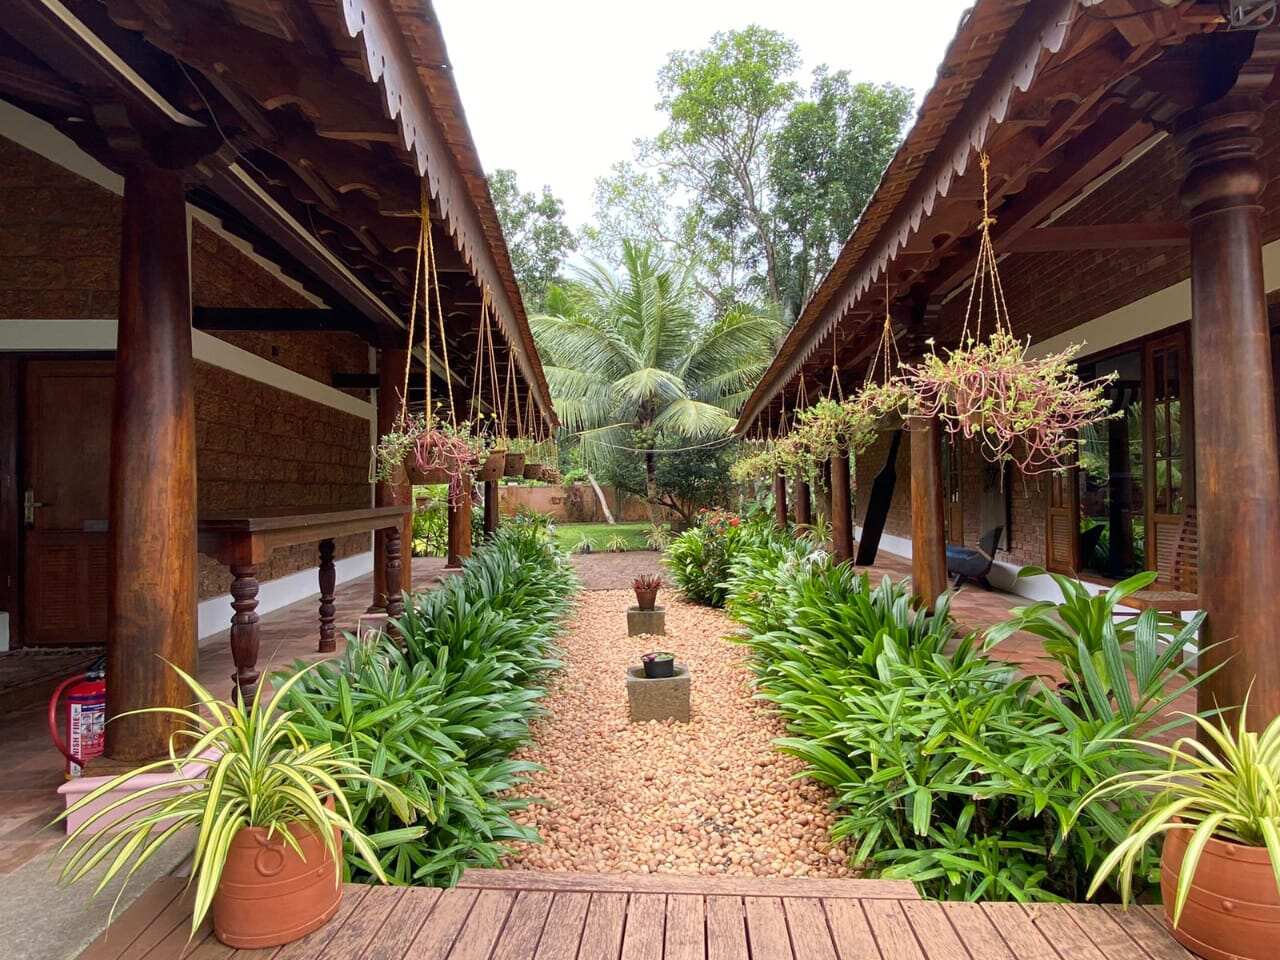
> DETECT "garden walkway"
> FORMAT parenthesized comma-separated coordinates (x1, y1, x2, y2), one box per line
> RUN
(503, 590, 854, 879)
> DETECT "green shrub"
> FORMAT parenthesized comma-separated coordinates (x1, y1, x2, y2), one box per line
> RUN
(280, 523, 576, 886)
(725, 534, 1212, 902)
(664, 509, 766, 606)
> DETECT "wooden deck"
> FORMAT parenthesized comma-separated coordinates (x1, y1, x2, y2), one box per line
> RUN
(79, 870, 1196, 960)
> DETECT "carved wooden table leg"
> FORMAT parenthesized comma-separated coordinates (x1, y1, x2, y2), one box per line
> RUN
(385, 524, 404, 621)
(229, 564, 260, 702)
(318, 538, 336, 653)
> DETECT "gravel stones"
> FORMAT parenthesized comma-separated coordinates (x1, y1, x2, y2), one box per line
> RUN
(502, 589, 850, 878)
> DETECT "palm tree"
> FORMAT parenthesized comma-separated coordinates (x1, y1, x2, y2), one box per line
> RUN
(532, 240, 780, 521)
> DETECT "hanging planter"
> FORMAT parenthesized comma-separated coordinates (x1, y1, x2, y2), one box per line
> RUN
(475, 448, 506, 482)
(903, 154, 1113, 473)
(522, 461, 544, 481)
(504, 451, 527, 478)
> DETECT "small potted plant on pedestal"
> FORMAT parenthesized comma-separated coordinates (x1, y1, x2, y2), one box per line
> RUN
(55, 664, 417, 949)
(633, 574, 661, 611)
(641, 651, 675, 679)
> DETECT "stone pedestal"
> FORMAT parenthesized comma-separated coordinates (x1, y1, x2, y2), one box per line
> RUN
(626, 605, 666, 636)
(626, 664, 690, 722)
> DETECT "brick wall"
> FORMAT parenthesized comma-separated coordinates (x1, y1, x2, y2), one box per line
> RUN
(0, 135, 375, 597)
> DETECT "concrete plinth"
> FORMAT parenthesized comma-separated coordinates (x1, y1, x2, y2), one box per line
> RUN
(626, 605, 666, 636)
(626, 664, 690, 722)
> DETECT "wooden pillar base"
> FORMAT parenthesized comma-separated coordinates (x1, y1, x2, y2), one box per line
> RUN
(830, 453, 854, 564)
(446, 484, 473, 569)
(909, 418, 948, 609)
(795, 480, 812, 528)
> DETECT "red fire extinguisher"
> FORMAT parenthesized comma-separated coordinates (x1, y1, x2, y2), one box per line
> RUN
(49, 657, 106, 779)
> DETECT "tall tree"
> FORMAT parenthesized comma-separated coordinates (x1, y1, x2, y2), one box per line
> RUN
(487, 168, 576, 313)
(771, 71, 913, 318)
(590, 27, 913, 322)
(532, 240, 779, 521)
(651, 26, 800, 307)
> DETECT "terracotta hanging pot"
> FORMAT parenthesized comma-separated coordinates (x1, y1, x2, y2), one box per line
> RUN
(523, 461, 544, 481)
(408, 463, 451, 485)
(212, 804, 342, 949)
(1161, 824, 1280, 960)
(503, 452, 526, 477)
(476, 449, 506, 482)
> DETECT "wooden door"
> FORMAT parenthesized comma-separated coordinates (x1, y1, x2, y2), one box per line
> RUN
(941, 435, 963, 545)
(1045, 466, 1079, 574)
(22, 360, 114, 646)
(1144, 332, 1194, 586)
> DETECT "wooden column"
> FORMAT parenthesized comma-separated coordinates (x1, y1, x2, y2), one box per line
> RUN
(484, 478, 499, 537)
(1181, 102, 1280, 729)
(829, 452, 854, 563)
(106, 166, 197, 760)
(371, 348, 411, 611)
(385, 523, 404, 620)
(794, 479, 812, 527)
(909, 418, 949, 608)
(446, 482, 473, 568)
(317, 538, 336, 652)
(772, 472, 788, 529)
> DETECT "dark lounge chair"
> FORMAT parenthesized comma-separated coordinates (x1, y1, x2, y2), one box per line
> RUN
(946, 526, 1003, 590)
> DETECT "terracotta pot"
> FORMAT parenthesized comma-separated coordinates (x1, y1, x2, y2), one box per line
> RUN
(503, 452, 526, 477)
(212, 804, 342, 949)
(1160, 824, 1280, 960)
(523, 462, 543, 481)
(409, 463, 451, 485)
(634, 587, 659, 611)
(476, 450, 505, 482)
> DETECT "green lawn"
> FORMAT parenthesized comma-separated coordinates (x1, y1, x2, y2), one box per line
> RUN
(553, 522, 656, 553)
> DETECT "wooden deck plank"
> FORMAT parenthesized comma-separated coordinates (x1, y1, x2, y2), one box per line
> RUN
(447, 890, 516, 960)
(316, 886, 403, 960)
(979, 903, 1059, 960)
(744, 896, 794, 960)
(782, 898, 838, 960)
(900, 901, 970, 959)
(862, 900, 923, 960)
(938, 902, 1012, 960)
(274, 885, 371, 960)
(665, 894, 706, 960)
(1099, 905, 1195, 960)
(1020, 904, 1107, 960)
(136, 918, 215, 960)
(1064, 903, 1159, 960)
(79, 878, 187, 960)
(405, 888, 479, 960)
(823, 899, 882, 959)
(363, 888, 441, 960)
(531, 891, 590, 960)
(459, 869, 917, 900)
(180, 931, 235, 960)
(489, 891, 553, 960)
(577, 892, 628, 960)
(705, 896, 749, 960)
(620, 893, 666, 960)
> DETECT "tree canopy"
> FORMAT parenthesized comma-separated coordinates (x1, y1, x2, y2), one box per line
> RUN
(487, 168, 576, 313)
(587, 25, 913, 321)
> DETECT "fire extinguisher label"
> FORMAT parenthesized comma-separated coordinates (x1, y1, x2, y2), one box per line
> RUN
(69, 701, 106, 778)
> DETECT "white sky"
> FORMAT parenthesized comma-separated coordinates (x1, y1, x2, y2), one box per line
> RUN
(434, 0, 974, 230)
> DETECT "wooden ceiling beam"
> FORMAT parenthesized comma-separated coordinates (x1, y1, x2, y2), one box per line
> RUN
(193, 306, 371, 334)
(1008, 221, 1189, 253)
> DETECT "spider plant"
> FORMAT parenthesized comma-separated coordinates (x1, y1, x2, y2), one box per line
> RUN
(1073, 701, 1280, 926)
(54, 662, 414, 937)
